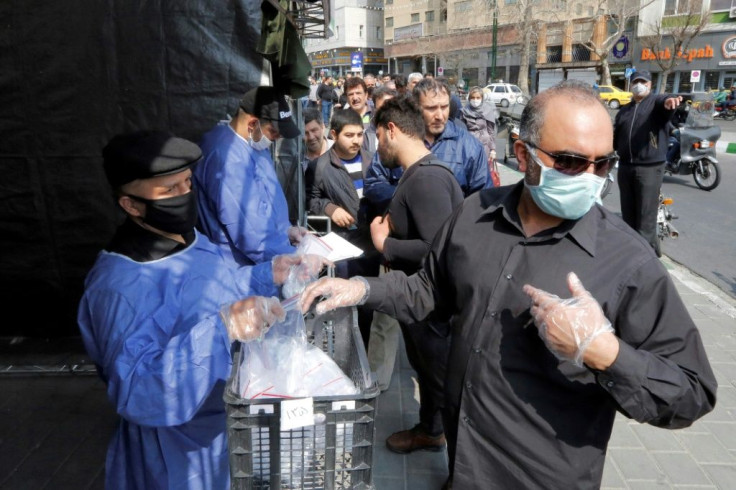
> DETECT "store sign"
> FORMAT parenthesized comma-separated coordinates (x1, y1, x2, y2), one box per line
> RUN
(612, 36, 629, 60)
(351, 52, 363, 71)
(723, 36, 736, 59)
(394, 23, 422, 41)
(640, 45, 714, 62)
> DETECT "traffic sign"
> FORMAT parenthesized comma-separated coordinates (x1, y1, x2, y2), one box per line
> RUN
(691, 70, 701, 82)
(437, 66, 444, 75)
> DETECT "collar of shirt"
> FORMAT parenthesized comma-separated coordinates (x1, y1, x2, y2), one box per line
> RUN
(105, 217, 196, 262)
(477, 181, 599, 257)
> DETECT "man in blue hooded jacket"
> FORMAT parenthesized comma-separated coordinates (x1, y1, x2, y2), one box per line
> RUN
(364, 78, 490, 214)
(194, 86, 304, 268)
(79, 131, 324, 489)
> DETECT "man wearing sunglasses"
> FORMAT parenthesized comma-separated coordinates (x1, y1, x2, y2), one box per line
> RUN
(298, 81, 716, 489)
(613, 70, 682, 256)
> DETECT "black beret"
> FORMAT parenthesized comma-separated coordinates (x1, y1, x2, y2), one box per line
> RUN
(102, 131, 202, 188)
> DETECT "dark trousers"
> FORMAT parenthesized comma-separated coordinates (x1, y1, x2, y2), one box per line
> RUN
(400, 318, 451, 437)
(618, 163, 665, 251)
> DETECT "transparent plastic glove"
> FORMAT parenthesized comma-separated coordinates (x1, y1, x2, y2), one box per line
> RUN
(300, 277, 368, 315)
(220, 296, 286, 342)
(272, 254, 332, 285)
(490, 150, 497, 161)
(287, 226, 309, 245)
(282, 260, 320, 298)
(523, 272, 613, 367)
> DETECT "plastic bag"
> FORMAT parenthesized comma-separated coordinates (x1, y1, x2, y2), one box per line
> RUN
(236, 298, 358, 399)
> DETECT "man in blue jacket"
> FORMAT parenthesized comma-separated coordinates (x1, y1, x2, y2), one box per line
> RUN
(79, 131, 326, 489)
(614, 70, 682, 256)
(194, 86, 304, 268)
(364, 78, 490, 214)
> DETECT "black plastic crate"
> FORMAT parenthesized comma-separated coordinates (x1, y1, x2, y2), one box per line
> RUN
(224, 307, 379, 490)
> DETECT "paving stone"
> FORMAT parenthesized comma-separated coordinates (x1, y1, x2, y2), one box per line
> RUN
(710, 363, 736, 385)
(625, 481, 671, 489)
(631, 424, 685, 452)
(703, 346, 735, 363)
(700, 463, 736, 489)
(601, 454, 627, 488)
(608, 448, 666, 480)
(372, 476, 404, 490)
(608, 421, 644, 449)
(674, 432, 736, 464)
(704, 422, 736, 451)
(698, 403, 735, 423)
(650, 452, 711, 485)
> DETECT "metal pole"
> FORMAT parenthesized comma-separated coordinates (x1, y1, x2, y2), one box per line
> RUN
(491, 0, 498, 82)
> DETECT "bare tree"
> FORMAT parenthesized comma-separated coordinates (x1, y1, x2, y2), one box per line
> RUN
(638, 0, 711, 92)
(503, 0, 541, 96)
(581, 0, 653, 85)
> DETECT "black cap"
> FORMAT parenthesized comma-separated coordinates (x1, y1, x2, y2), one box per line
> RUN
(630, 70, 652, 83)
(239, 86, 300, 139)
(102, 131, 202, 188)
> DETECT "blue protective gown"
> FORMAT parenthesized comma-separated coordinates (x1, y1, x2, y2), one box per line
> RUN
(194, 122, 295, 268)
(78, 231, 277, 489)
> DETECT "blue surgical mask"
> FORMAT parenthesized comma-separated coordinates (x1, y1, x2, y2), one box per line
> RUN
(525, 148, 606, 220)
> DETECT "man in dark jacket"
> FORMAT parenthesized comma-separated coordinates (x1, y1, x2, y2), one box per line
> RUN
(317, 75, 337, 125)
(613, 70, 682, 256)
(306, 108, 378, 343)
(369, 95, 464, 455)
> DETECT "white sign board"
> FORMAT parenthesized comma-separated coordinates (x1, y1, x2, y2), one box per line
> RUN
(437, 66, 444, 75)
(280, 397, 314, 431)
(690, 70, 701, 82)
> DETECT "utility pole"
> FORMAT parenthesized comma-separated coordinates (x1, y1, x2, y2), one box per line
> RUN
(490, 0, 498, 82)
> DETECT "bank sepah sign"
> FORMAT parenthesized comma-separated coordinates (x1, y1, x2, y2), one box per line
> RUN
(641, 45, 714, 62)
(724, 36, 736, 59)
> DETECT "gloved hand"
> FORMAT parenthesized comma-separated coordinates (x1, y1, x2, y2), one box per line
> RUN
(490, 150, 497, 161)
(523, 272, 614, 367)
(300, 277, 368, 315)
(287, 226, 309, 245)
(220, 296, 286, 342)
(272, 254, 332, 285)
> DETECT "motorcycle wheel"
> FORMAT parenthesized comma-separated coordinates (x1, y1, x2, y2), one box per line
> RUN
(692, 160, 721, 191)
(724, 109, 736, 122)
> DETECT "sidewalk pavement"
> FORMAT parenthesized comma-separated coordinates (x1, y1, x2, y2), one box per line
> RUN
(1, 163, 735, 489)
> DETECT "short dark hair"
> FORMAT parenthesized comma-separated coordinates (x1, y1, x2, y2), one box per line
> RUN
(373, 95, 426, 140)
(393, 75, 407, 89)
(304, 108, 322, 127)
(330, 107, 364, 134)
(372, 86, 398, 104)
(413, 77, 450, 100)
(345, 77, 367, 94)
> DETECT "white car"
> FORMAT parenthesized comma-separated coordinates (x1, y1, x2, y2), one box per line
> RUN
(484, 83, 523, 107)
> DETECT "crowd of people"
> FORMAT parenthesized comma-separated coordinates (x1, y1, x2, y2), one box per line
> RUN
(79, 71, 717, 490)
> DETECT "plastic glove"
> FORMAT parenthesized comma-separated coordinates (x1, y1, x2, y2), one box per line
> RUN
(300, 276, 368, 315)
(272, 254, 332, 285)
(220, 296, 286, 342)
(523, 272, 614, 367)
(490, 150, 497, 161)
(287, 226, 309, 245)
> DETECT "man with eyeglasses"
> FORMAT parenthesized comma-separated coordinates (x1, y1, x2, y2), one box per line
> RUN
(614, 70, 682, 256)
(298, 81, 716, 489)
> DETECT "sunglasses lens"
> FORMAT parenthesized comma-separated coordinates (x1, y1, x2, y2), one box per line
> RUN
(554, 155, 589, 175)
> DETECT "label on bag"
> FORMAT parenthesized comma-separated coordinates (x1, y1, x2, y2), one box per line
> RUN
(280, 398, 315, 431)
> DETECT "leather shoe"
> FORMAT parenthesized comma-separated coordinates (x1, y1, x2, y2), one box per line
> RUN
(441, 477, 453, 490)
(386, 425, 446, 454)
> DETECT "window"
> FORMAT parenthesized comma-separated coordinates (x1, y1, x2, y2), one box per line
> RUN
(599, 87, 612, 94)
(386, 17, 394, 27)
(494, 86, 506, 93)
(505, 0, 517, 4)
(455, 1, 472, 12)
(376, 26, 382, 39)
(664, 0, 702, 15)
(411, 13, 420, 22)
(336, 26, 340, 39)
(588, 6, 594, 15)
(575, 3, 582, 15)
(426, 10, 435, 21)
(360, 25, 364, 38)
(386, 0, 393, 3)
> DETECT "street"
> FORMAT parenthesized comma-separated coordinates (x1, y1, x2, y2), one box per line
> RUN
(496, 113, 736, 300)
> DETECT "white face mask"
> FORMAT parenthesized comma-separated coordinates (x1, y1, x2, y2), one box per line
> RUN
(631, 83, 649, 97)
(249, 121, 274, 151)
(469, 99, 482, 108)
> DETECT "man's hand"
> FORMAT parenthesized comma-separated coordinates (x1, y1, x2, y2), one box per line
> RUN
(300, 277, 367, 314)
(664, 96, 683, 110)
(272, 254, 332, 285)
(287, 226, 309, 245)
(370, 215, 391, 253)
(523, 272, 618, 369)
(489, 150, 497, 161)
(330, 207, 356, 228)
(221, 296, 285, 342)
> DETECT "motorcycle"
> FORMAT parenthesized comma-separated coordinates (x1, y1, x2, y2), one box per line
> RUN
(665, 96, 721, 191)
(657, 194, 678, 242)
(713, 105, 736, 121)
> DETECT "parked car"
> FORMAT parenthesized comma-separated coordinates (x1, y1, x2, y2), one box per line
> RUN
(597, 85, 632, 109)
(484, 83, 523, 107)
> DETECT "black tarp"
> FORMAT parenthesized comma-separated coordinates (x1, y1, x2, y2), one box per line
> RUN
(0, 1, 270, 336)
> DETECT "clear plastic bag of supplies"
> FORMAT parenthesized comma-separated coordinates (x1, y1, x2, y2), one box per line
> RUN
(235, 297, 359, 400)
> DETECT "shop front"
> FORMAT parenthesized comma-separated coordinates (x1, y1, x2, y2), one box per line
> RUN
(308, 47, 388, 77)
(632, 32, 736, 93)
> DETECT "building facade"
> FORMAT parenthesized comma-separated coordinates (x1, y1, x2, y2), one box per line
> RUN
(304, 0, 389, 76)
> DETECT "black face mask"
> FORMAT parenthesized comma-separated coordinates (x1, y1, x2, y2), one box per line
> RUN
(128, 192, 198, 235)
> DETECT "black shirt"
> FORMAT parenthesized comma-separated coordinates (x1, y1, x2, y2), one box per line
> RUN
(382, 154, 463, 274)
(364, 182, 717, 488)
(106, 218, 195, 262)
